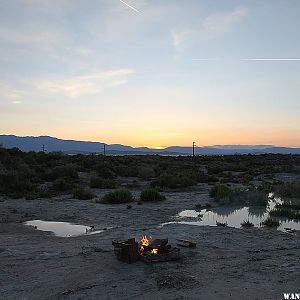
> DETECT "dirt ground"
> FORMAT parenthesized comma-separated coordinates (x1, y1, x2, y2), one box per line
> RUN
(0, 185, 299, 300)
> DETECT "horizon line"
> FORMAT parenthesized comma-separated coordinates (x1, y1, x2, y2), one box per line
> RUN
(1, 134, 300, 149)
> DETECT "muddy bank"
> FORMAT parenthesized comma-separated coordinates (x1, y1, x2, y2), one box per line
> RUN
(0, 190, 299, 300)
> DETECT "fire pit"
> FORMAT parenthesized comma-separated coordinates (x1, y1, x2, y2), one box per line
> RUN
(112, 235, 181, 263)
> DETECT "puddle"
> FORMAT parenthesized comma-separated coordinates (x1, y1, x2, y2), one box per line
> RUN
(24, 220, 108, 237)
(162, 197, 300, 233)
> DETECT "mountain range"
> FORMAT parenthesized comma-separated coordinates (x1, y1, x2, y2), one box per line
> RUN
(0, 135, 300, 155)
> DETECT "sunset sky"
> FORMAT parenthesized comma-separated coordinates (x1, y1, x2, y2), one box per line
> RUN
(0, 0, 299, 148)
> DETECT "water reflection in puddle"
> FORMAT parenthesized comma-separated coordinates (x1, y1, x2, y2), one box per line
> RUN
(25, 220, 108, 237)
(163, 198, 300, 233)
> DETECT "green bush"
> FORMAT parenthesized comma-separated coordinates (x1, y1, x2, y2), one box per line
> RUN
(138, 166, 155, 180)
(140, 188, 166, 202)
(275, 202, 300, 210)
(51, 178, 70, 192)
(25, 190, 53, 200)
(99, 189, 134, 204)
(276, 182, 300, 198)
(47, 164, 78, 180)
(241, 220, 254, 228)
(0, 170, 35, 194)
(73, 187, 94, 200)
(269, 208, 300, 220)
(262, 217, 280, 227)
(90, 176, 116, 189)
(209, 185, 231, 201)
(151, 173, 196, 189)
(209, 185, 267, 206)
(96, 166, 116, 179)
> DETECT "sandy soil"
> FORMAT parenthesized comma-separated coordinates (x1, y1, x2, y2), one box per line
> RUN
(0, 186, 299, 300)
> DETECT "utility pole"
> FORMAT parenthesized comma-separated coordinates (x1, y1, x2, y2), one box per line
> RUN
(192, 142, 196, 158)
(103, 143, 106, 156)
(42, 144, 46, 153)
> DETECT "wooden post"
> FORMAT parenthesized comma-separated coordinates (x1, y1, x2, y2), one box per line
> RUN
(192, 142, 195, 157)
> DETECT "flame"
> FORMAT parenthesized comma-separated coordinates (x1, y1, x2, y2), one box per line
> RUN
(140, 235, 151, 255)
(141, 235, 149, 247)
(151, 248, 158, 254)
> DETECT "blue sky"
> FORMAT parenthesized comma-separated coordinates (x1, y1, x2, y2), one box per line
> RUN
(0, 0, 299, 147)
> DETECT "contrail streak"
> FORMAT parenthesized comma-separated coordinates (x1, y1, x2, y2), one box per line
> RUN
(119, 0, 140, 13)
(192, 58, 219, 61)
(192, 58, 300, 61)
(241, 58, 300, 61)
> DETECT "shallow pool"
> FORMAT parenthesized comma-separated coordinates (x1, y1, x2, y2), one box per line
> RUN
(24, 220, 106, 237)
(163, 198, 300, 233)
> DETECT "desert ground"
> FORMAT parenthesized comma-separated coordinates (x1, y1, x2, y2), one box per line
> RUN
(1, 183, 299, 300)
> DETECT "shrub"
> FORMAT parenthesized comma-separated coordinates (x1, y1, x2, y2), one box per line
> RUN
(99, 189, 134, 204)
(209, 185, 267, 206)
(73, 188, 94, 200)
(90, 176, 116, 189)
(25, 190, 53, 200)
(47, 164, 78, 180)
(276, 182, 300, 198)
(216, 221, 227, 227)
(241, 220, 254, 228)
(140, 188, 166, 202)
(275, 202, 300, 210)
(96, 166, 116, 179)
(209, 185, 231, 201)
(0, 170, 35, 194)
(151, 174, 196, 189)
(262, 217, 280, 227)
(51, 178, 70, 192)
(269, 208, 300, 220)
(138, 166, 155, 180)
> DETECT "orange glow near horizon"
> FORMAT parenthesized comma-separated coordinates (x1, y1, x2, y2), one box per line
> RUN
(4, 127, 300, 148)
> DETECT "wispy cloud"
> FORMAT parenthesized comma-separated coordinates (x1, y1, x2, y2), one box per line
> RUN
(29, 69, 136, 98)
(171, 31, 191, 51)
(171, 6, 248, 51)
(0, 83, 27, 104)
(0, 26, 60, 46)
(12, 100, 23, 104)
(202, 7, 248, 38)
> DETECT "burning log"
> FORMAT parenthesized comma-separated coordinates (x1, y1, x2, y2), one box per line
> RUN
(140, 247, 181, 263)
(139, 236, 181, 263)
(112, 235, 181, 263)
(149, 239, 168, 249)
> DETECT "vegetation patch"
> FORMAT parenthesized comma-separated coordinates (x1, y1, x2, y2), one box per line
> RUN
(73, 187, 94, 200)
(209, 185, 267, 206)
(90, 176, 116, 189)
(261, 217, 280, 227)
(151, 173, 197, 189)
(99, 189, 134, 204)
(140, 188, 166, 202)
(241, 220, 254, 228)
(276, 182, 300, 198)
(269, 208, 300, 220)
(275, 202, 300, 210)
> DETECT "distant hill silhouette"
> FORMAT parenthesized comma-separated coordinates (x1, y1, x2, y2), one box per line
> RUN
(0, 135, 300, 155)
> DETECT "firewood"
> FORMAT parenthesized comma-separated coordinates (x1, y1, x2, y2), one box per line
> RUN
(149, 239, 168, 249)
(112, 238, 139, 263)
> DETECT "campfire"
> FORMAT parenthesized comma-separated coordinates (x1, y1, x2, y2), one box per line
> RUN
(112, 235, 181, 263)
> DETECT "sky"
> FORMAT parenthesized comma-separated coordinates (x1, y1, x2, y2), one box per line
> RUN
(0, 0, 300, 148)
